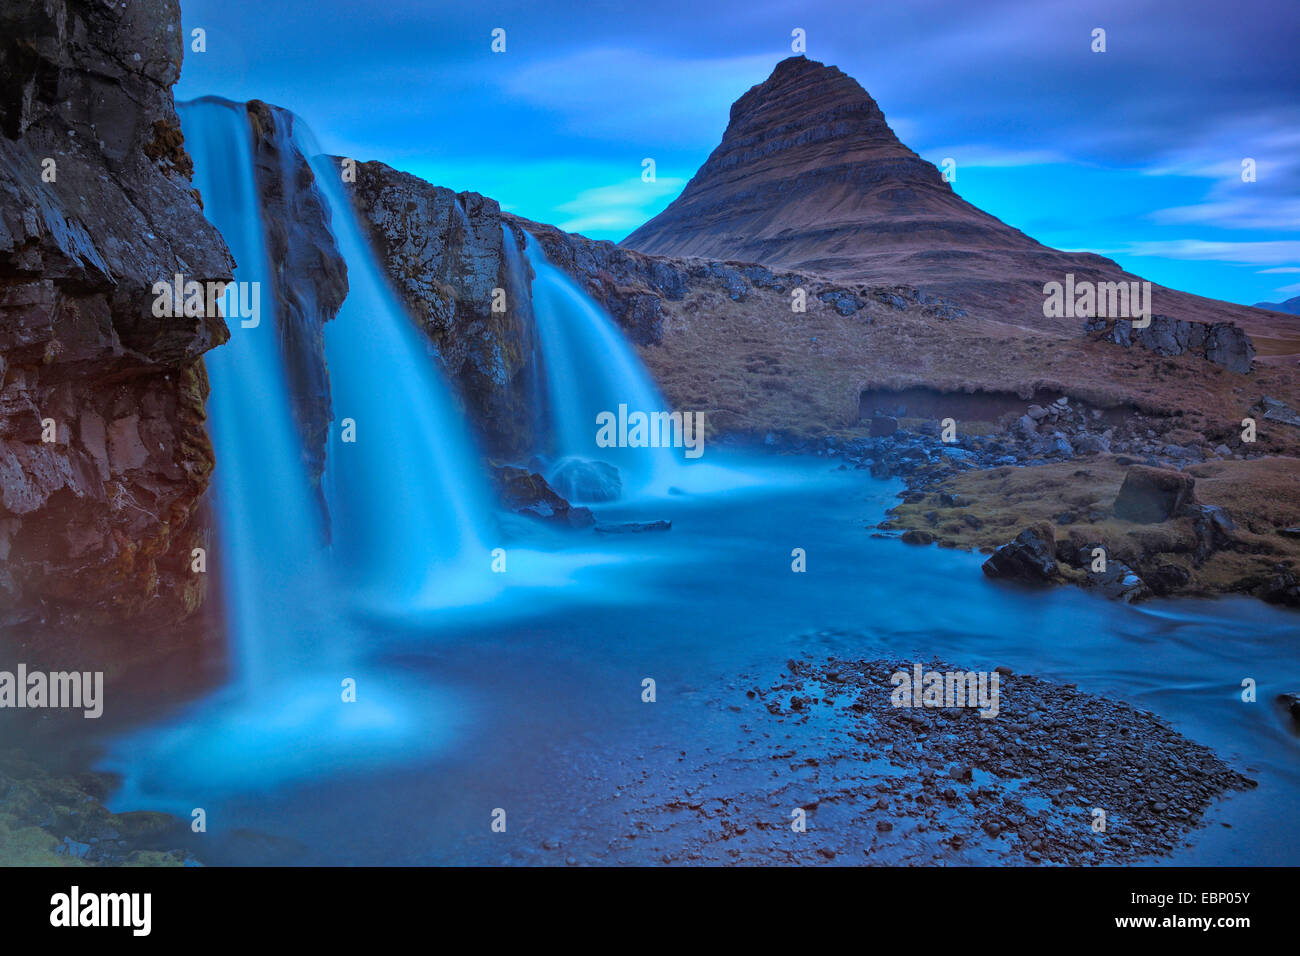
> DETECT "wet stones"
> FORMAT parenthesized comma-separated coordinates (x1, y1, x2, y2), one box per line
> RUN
(1083, 559, 1151, 604)
(595, 519, 672, 534)
(489, 464, 595, 528)
(981, 524, 1060, 583)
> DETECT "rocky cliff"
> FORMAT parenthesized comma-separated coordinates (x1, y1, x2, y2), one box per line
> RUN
(0, 0, 234, 628)
(623, 56, 1276, 362)
(341, 160, 534, 458)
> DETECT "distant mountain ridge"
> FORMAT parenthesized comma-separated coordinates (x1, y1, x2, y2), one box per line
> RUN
(1255, 295, 1300, 316)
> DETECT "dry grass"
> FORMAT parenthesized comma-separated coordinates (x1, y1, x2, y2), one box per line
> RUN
(882, 455, 1300, 595)
(639, 284, 1300, 459)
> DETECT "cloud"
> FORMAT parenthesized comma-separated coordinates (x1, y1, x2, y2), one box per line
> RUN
(553, 177, 687, 235)
(497, 48, 777, 147)
(1149, 197, 1300, 231)
(919, 145, 1071, 168)
(1096, 239, 1300, 266)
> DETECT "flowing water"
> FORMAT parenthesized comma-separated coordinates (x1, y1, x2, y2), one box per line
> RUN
(299, 129, 496, 612)
(69, 103, 1298, 864)
(86, 463, 1299, 864)
(518, 231, 758, 502)
(94, 100, 496, 802)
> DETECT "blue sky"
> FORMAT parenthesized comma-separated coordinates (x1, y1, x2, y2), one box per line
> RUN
(175, 0, 1300, 307)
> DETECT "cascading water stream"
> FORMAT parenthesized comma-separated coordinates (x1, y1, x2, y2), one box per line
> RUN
(519, 232, 685, 500)
(293, 126, 496, 609)
(176, 98, 330, 689)
(516, 231, 763, 502)
(96, 99, 478, 806)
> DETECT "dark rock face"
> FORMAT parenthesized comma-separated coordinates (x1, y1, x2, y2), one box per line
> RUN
(1112, 466, 1196, 523)
(1187, 504, 1234, 566)
(245, 101, 348, 517)
(0, 0, 234, 626)
(341, 160, 533, 458)
(982, 524, 1060, 583)
(1144, 563, 1192, 596)
(489, 464, 594, 528)
(1084, 315, 1255, 374)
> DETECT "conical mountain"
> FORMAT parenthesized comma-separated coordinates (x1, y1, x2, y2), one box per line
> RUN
(623, 55, 1289, 350)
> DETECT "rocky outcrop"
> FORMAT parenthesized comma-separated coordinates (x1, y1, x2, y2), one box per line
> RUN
(1084, 315, 1255, 374)
(489, 464, 594, 528)
(340, 160, 533, 458)
(0, 0, 234, 627)
(1253, 395, 1300, 429)
(1112, 466, 1196, 523)
(514, 214, 965, 347)
(245, 101, 347, 513)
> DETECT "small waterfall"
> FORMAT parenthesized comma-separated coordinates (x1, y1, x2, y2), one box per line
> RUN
(292, 125, 495, 608)
(521, 232, 685, 500)
(178, 98, 329, 686)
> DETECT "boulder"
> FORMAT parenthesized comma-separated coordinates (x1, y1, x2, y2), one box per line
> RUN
(1084, 561, 1152, 604)
(1112, 466, 1196, 523)
(869, 415, 898, 437)
(1073, 433, 1111, 456)
(981, 524, 1060, 583)
(1188, 504, 1234, 565)
(1255, 395, 1300, 429)
(1205, 323, 1255, 374)
(490, 465, 595, 528)
(549, 457, 623, 503)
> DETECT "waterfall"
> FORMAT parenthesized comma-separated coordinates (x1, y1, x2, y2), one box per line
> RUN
(95, 99, 486, 805)
(177, 98, 329, 687)
(519, 232, 686, 501)
(292, 125, 495, 609)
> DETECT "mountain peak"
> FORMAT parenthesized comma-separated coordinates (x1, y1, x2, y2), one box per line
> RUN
(622, 56, 963, 276)
(730, 55, 871, 121)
